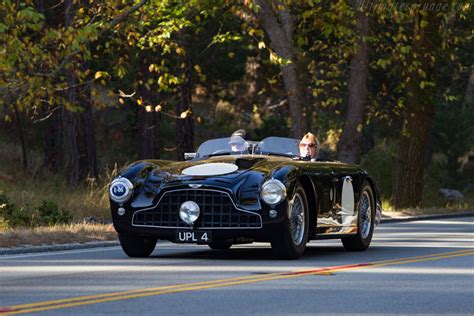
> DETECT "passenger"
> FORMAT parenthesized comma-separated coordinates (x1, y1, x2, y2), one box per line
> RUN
(299, 132, 319, 161)
(229, 129, 251, 152)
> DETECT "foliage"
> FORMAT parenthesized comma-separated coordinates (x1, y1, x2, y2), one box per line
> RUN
(0, 192, 72, 228)
(36, 200, 72, 226)
(253, 108, 291, 139)
(359, 140, 397, 199)
(432, 103, 473, 189)
(0, 192, 29, 228)
(299, 0, 356, 113)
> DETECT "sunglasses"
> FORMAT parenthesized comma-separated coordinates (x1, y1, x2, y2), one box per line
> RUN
(299, 143, 315, 148)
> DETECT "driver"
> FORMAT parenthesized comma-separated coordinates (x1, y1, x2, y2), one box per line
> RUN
(229, 129, 251, 152)
(299, 132, 319, 161)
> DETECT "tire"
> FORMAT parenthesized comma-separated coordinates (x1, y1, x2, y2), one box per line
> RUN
(341, 181, 375, 251)
(271, 184, 309, 259)
(208, 239, 233, 250)
(118, 233, 157, 258)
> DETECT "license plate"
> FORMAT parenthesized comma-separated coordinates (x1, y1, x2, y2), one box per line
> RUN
(175, 230, 212, 244)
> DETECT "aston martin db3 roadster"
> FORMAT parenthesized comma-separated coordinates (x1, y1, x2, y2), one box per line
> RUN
(109, 136, 382, 259)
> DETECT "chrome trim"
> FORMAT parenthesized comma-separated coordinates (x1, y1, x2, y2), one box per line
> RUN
(261, 179, 287, 205)
(375, 202, 382, 226)
(109, 177, 134, 203)
(132, 188, 263, 229)
(289, 191, 305, 245)
(359, 190, 372, 239)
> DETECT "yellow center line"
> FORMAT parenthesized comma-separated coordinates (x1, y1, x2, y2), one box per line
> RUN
(362, 248, 474, 265)
(2, 249, 473, 315)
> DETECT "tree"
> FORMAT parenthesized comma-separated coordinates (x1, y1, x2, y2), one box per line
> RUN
(176, 31, 194, 160)
(392, 2, 443, 208)
(252, 0, 309, 137)
(337, 0, 370, 164)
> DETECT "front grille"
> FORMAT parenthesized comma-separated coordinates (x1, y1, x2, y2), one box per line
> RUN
(132, 189, 262, 229)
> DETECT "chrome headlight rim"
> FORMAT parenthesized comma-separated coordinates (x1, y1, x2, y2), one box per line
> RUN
(109, 177, 134, 203)
(261, 179, 287, 205)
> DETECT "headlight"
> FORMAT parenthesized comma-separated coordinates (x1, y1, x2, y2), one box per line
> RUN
(109, 177, 134, 203)
(179, 201, 200, 225)
(261, 179, 287, 205)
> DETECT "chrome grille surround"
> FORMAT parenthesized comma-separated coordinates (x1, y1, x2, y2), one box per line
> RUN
(132, 189, 262, 229)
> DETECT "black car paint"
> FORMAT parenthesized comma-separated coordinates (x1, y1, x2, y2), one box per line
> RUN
(110, 155, 379, 243)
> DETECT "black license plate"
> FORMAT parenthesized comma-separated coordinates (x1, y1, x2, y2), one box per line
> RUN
(175, 230, 212, 244)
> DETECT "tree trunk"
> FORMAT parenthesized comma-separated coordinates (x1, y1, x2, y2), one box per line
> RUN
(392, 4, 442, 208)
(79, 87, 98, 179)
(12, 101, 28, 172)
(43, 105, 64, 172)
(64, 0, 81, 186)
(176, 33, 194, 161)
(463, 66, 474, 108)
(135, 60, 162, 160)
(176, 70, 194, 161)
(137, 108, 161, 160)
(64, 106, 80, 186)
(337, 4, 369, 164)
(254, 0, 309, 137)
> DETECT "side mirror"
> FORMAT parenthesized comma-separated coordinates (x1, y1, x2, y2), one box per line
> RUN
(184, 152, 197, 160)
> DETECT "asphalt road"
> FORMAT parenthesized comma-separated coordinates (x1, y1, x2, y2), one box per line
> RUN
(0, 217, 473, 315)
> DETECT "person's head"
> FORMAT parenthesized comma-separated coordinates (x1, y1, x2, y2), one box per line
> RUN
(299, 132, 319, 158)
(229, 129, 250, 152)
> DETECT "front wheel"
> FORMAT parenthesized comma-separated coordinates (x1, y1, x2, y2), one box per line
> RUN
(271, 184, 309, 259)
(118, 233, 157, 257)
(341, 182, 375, 251)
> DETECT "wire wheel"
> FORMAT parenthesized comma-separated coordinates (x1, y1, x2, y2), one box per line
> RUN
(341, 181, 375, 252)
(271, 184, 309, 259)
(359, 191, 372, 239)
(289, 192, 305, 246)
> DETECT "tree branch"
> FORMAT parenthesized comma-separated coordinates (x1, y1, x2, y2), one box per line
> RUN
(50, 0, 148, 79)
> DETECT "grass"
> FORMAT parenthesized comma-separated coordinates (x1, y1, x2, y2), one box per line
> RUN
(0, 223, 117, 248)
(0, 174, 113, 222)
(0, 138, 119, 223)
(0, 138, 122, 247)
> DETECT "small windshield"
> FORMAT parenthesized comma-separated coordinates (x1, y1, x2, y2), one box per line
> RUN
(196, 136, 300, 158)
(258, 136, 299, 156)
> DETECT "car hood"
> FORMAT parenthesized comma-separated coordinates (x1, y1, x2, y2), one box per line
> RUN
(156, 156, 285, 179)
(126, 155, 294, 211)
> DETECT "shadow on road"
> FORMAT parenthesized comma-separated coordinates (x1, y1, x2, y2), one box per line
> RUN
(149, 244, 357, 261)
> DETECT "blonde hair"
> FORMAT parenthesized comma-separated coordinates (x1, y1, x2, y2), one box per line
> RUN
(300, 132, 319, 156)
(301, 132, 319, 147)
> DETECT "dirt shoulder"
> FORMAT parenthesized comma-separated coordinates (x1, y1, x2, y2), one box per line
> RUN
(0, 224, 117, 248)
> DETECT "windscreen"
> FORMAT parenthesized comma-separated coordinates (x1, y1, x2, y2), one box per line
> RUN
(258, 137, 299, 157)
(196, 136, 300, 158)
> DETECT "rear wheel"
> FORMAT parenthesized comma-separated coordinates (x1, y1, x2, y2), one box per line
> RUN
(208, 239, 233, 250)
(341, 182, 375, 251)
(118, 233, 157, 257)
(271, 184, 309, 259)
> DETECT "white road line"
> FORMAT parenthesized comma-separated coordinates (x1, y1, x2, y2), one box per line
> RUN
(0, 246, 122, 259)
(0, 242, 222, 260)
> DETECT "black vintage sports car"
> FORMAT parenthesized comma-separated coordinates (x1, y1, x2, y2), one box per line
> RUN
(109, 136, 382, 259)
